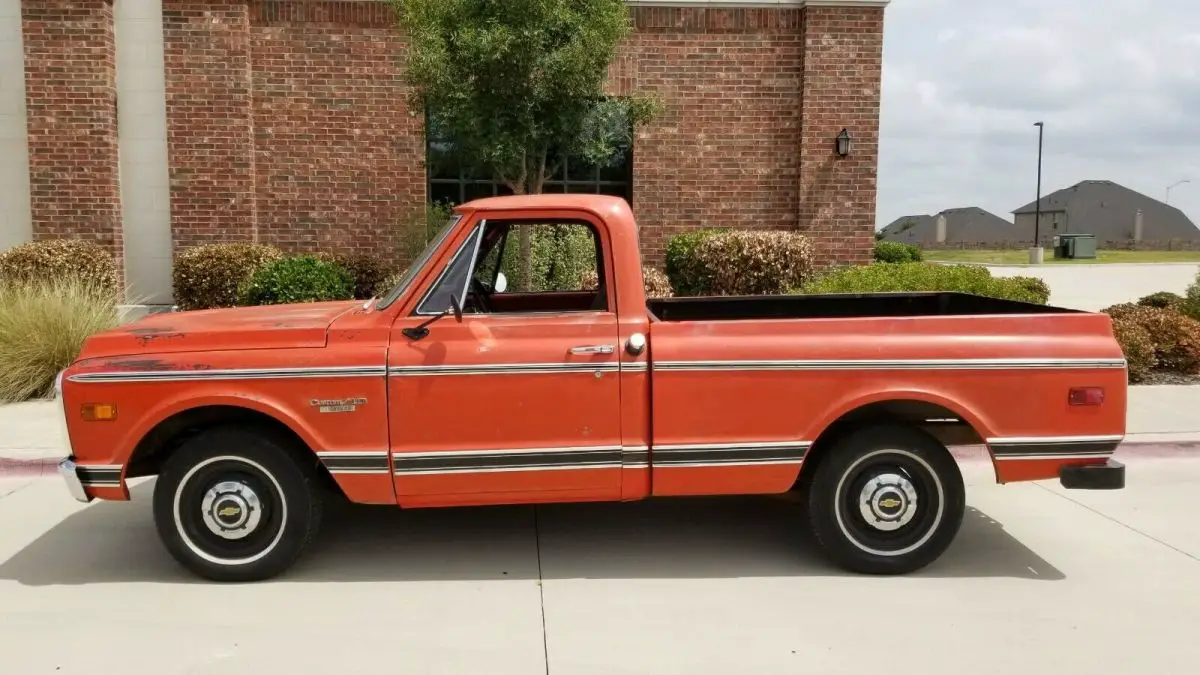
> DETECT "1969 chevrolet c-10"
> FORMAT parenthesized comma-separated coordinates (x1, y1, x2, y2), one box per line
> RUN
(54, 194, 1128, 581)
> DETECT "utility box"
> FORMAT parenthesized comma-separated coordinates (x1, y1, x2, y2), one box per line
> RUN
(1054, 233, 1097, 259)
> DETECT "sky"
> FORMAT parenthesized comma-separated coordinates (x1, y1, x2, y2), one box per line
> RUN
(876, 0, 1200, 230)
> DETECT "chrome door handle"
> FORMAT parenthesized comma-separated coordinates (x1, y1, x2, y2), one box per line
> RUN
(570, 344, 615, 355)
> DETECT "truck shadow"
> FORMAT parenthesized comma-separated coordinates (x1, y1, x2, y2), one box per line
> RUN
(0, 481, 1064, 585)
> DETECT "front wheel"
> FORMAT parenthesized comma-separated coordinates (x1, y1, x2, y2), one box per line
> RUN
(152, 426, 324, 582)
(805, 425, 965, 575)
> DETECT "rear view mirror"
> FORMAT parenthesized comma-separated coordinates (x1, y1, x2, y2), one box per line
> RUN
(494, 272, 508, 293)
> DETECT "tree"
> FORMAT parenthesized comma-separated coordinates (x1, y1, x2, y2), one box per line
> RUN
(395, 0, 662, 288)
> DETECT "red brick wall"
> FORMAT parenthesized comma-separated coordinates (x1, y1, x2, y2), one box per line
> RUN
(161, 0, 257, 248)
(161, 0, 423, 257)
(620, 6, 804, 265)
(250, 1, 423, 254)
(797, 6, 885, 266)
(21, 0, 123, 273)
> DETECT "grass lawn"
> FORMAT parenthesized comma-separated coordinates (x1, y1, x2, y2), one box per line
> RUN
(922, 249, 1200, 264)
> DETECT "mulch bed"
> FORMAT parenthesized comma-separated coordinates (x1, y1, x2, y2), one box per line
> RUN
(1134, 372, 1200, 385)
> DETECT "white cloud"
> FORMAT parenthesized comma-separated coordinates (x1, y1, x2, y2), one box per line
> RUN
(877, 0, 1200, 229)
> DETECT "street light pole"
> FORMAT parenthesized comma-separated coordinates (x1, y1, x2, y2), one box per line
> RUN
(1031, 121, 1045, 263)
(1167, 179, 1190, 205)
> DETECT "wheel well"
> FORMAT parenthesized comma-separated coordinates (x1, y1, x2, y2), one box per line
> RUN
(125, 405, 342, 496)
(796, 399, 982, 488)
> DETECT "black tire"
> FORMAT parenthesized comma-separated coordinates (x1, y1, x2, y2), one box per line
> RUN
(152, 425, 324, 582)
(805, 424, 964, 575)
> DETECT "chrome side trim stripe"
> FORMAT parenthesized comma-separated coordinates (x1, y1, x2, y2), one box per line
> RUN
(389, 362, 620, 377)
(621, 361, 649, 372)
(653, 358, 1127, 372)
(987, 435, 1123, 461)
(316, 451, 391, 475)
(652, 441, 810, 467)
(76, 464, 123, 486)
(392, 445, 623, 475)
(69, 366, 386, 383)
(622, 445, 649, 468)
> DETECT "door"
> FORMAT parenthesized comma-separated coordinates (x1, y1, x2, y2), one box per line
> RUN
(387, 216, 624, 507)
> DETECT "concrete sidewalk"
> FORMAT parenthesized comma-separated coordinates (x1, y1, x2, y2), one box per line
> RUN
(3, 384, 1199, 466)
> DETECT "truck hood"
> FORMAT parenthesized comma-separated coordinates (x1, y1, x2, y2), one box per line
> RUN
(77, 301, 361, 361)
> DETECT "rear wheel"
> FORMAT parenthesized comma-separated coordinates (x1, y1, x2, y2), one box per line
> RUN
(805, 425, 964, 575)
(152, 426, 323, 582)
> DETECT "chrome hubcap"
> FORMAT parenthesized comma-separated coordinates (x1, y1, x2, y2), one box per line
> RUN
(200, 480, 262, 540)
(858, 472, 919, 531)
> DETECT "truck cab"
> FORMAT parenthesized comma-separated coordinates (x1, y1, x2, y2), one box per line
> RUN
(55, 195, 1128, 582)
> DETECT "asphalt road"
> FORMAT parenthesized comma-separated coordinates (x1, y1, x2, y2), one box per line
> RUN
(1, 453, 1198, 674)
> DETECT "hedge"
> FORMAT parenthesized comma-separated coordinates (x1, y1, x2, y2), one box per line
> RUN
(0, 239, 119, 294)
(316, 252, 396, 300)
(799, 263, 1050, 304)
(873, 241, 923, 263)
(580, 265, 674, 298)
(240, 255, 355, 306)
(663, 229, 814, 297)
(664, 228, 727, 296)
(1102, 303, 1200, 374)
(173, 243, 283, 310)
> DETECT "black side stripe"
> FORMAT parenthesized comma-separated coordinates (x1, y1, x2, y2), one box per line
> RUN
(988, 438, 1120, 459)
(319, 454, 391, 473)
(393, 449, 623, 474)
(653, 444, 808, 466)
(77, 467, 122, 485)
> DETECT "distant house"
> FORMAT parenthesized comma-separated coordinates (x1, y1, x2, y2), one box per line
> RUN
(1012, 180, 1200, 247)
(877, 207, 1016, 246)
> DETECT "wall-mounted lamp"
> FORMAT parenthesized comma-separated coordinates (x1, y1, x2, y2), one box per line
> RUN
(835, 128, 851, 157)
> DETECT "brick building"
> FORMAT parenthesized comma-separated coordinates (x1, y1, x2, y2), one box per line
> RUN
(0, 0, 888, 304)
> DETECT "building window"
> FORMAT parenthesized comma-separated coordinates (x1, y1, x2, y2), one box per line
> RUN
(425, 108, 634, 207)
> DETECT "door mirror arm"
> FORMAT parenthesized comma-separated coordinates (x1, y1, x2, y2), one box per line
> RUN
(401, 296, 464, 342)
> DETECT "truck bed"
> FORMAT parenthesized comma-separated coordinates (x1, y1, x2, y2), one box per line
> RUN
(646, 291, 1080, 322)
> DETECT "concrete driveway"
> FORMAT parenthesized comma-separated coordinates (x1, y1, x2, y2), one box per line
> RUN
(2, 451, 1199, 675)
(984, 262, 1199, 311)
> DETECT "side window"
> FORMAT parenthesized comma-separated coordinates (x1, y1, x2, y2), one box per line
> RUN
(490, 222, 601, 294)
(416, 225, 483, 315)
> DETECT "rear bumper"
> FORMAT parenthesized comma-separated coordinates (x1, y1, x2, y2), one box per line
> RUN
(58, 458, 94, 503)
(1059, 459, 1125, 490)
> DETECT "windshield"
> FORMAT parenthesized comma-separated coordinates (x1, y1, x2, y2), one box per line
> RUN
(377, 213, 463, 310)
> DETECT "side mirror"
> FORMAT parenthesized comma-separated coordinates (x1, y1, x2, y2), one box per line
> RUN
(494, 271, 508, 293)
(449, 295, 463, 322)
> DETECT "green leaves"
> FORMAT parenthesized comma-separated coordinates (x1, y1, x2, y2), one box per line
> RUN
(396, 0, 655, 192)
(239, 255, 355, 306)
(799, 263, 1051, 305)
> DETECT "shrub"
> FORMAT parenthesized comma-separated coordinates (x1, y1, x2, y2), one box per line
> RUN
(800, 263, 1049, 304)
(1009, 276, 1051, 305)
(173, 243, 283, 311)
(499, 223, 598, 292)
(664, 228, 726, 296)
(682, 229, 814, 296)
(1101, 303, 1200, 373)
(1183, 272, 1200, 320)
(1110, 316, 1156, 383)
(873, 241, 923, 264)
(0, 239, 119, 293)
(580, 265, 674, 298)
(317, 252, 396, 300)
(240, 255, 355, 306)
(0, 278, 121, 402)
(397, 201, 457, 266)
(1137, 291, 1186, 310)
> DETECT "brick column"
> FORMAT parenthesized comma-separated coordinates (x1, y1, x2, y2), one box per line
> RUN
(21, 0, 123, 272)
(161, 0, 256, 249)
(797, 2, 886, 266)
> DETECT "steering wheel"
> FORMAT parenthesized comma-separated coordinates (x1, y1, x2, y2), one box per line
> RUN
(470, 278, 494, 313)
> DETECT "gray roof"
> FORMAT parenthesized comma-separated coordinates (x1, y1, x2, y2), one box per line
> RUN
(1012, 179, 1200, 242)
(878, 207, 1016, 245)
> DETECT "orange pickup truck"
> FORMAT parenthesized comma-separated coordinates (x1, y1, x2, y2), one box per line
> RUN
(54, 194, 1128, 581)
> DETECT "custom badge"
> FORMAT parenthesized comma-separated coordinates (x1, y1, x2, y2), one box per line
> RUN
(310, 397, 367, 413)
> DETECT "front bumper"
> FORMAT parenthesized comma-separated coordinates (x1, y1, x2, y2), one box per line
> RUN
(1060, 459, 1126, 490)
(58, 458, 94, 503)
